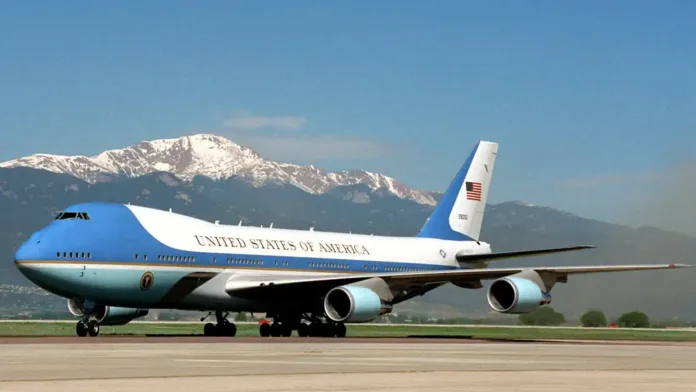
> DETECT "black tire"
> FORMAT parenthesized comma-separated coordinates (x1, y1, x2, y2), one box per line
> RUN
(259, 323, 271, 337)
(225, 323, 237, 337)
(297, 323, 309, 337)
(76, 321, 88, 337)
(281, 323, 292, 337)
(204, 323, 216, 336)
(315, 323, 332, 337)
(308, 322, 320, 337)
(324, 324, 336, 337)
(335, 323, 347, 338)
(87, 320, 100, 337)
(270, 323, 281, 337)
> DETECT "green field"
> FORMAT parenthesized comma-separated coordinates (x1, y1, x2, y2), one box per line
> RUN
(2, 321, 696, 341)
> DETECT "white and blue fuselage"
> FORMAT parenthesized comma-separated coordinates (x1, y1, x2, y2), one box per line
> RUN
(14, 202, 489, 312)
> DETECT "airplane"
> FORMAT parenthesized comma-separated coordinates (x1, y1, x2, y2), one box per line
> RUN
(13, 140, 687, 338)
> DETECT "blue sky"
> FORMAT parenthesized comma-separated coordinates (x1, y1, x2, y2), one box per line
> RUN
(1, 1, 695, 232)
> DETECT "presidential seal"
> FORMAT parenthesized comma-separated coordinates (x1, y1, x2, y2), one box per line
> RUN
(140, 272, 154, 290)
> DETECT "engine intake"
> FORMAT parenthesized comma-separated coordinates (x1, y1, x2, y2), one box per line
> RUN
(67, 298, 149, 326)
(324, 285, 392, 323)
(487, 276, 551, 314)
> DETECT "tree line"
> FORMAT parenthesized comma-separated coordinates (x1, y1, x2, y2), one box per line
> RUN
(518, 307, 653, 328)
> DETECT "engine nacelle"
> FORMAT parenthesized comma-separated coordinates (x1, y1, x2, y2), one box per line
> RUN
(67, 298, 149, 326)
(486, 276, 552, 314)
(323, 285, 392, 323)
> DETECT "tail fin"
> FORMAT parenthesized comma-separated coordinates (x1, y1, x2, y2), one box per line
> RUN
(417, 140, 498, 242)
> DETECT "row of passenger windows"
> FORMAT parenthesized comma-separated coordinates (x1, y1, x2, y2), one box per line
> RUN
(57, 251, 92, 259)
(227, 257, 263, 265)
(384, 265, 427, 272)
(157, 254, 195, 263)
(309, 261, 350, 270)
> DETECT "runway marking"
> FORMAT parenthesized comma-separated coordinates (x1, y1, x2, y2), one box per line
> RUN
(175, 359, 406, 367)
(3, 368, 696, 384)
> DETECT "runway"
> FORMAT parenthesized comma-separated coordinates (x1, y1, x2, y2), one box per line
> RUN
(1, 338, 695, 391)
(2, 335, 696, 346)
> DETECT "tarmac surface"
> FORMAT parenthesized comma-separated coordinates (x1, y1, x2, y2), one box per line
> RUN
(1, 337, 695, 391)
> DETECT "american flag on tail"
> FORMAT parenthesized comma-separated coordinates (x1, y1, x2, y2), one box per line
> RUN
(465, 181, 482, 201)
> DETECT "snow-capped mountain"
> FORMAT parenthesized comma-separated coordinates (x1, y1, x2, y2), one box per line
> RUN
(0, 134, 438, 206)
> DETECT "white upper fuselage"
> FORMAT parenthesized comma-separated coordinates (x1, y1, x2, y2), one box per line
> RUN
(133, 205, 488, 270)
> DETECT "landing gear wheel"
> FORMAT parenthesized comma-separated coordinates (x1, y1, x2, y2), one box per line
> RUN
(281, 323, 292, 337)
(204, 323, 216, 336)
(270, 323, 281, 337)
(308, 322, 320, 337)
(203, 311, 237, 337)
(324, 324, 336, 337)
(227, 322, 237, 337)
(297, 323, 309, 337)
(259, 323, 271, 337)
(218, 321, 237, 337)
(76, 321, 88, 337)
(87, 320, 100, 337)
(335, 323, 346, 338)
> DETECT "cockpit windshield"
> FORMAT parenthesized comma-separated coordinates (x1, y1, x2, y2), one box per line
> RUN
(54, 212, 91, 221)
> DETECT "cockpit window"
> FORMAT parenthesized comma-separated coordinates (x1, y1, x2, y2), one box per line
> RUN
(54, 212, 91, 220)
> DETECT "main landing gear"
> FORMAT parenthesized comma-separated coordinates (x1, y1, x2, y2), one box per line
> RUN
(258, 313, 347, 338)
(202, 310, 237, 337)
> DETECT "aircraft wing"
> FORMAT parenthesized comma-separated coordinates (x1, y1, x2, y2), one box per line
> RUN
(225, 262, 688, 299)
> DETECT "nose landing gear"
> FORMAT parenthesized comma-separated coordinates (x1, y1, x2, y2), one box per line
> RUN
(76, 320, 100, 337)
(70, 298, 102, 337)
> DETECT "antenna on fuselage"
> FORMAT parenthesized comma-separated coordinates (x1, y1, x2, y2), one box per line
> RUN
(269, 222, 274, 229)
(168, 208, 172, 212)
(215, 220, 220, 225)
(309, 227, 314, 231)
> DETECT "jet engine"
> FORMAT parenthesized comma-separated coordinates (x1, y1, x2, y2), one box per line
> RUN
(486, 276, 552, 314)
(68, 298, 149, 326)
(323, 285, 392, 323)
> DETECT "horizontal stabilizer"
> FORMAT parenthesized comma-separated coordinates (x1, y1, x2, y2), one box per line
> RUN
(456, 245, 596, 263)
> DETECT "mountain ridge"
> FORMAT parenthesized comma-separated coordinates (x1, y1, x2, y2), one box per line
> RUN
(0, 134, 439, 206)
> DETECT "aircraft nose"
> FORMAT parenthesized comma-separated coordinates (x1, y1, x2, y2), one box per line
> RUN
(14, 260, 40, 281)
(14, 232, 49, 280)
(14, 243, 66, 295)
(14, 228, 46, 262)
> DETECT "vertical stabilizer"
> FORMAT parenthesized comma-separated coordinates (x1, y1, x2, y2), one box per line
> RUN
(417, 141, 498, 241)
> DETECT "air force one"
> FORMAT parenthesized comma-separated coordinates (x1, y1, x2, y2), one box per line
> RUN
(13, 140, 686, 337)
